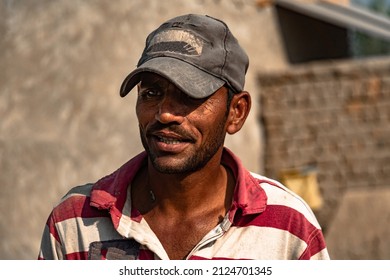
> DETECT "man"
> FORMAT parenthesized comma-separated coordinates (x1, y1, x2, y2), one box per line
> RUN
(38, 14, 330, 260)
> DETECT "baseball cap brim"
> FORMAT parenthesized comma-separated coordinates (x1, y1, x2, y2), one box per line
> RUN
(120, 57, 225, 99)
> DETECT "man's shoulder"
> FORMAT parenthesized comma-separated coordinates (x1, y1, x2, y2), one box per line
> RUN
(249, 172, 319, 224)
(50, 183, 108, 223)
(50, 183, 94, 213)
(250, 172, 304, 202)
(60, 183, 94, 202)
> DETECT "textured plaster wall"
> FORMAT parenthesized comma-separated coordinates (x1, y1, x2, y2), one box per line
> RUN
(0, 0, 286, 259)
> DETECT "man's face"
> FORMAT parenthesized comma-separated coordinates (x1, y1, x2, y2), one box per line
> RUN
(136, 72, 229, 174)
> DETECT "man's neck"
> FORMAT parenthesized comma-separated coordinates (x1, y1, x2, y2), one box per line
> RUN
(149, 164, 230, 213)
(132, 149, 235, 217)
(131, 150, 236, 260)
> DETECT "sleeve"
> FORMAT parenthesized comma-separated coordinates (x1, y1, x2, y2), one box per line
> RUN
(300, 228, 330, 260)
(37, 213, 65, 260)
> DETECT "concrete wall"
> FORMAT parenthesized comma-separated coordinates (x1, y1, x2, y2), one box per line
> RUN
(258, 58, 390, 259)
(0, 0, 286, 259)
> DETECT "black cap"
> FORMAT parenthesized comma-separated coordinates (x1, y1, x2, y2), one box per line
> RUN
(120, 14, 249, 98)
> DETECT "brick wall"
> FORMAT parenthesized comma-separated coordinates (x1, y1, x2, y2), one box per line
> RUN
(258, 58, 390, 232)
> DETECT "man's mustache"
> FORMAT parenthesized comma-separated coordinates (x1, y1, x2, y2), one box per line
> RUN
(144, 123, 196, 141)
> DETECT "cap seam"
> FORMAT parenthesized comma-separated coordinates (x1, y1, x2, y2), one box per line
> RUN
(206, 15, 230, 87)
(221, 22, 230, 90)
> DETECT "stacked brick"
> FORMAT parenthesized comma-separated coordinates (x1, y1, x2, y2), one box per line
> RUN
(258, 58, 390, 231)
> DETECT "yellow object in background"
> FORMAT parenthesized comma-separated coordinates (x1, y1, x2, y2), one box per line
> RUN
(280, 166, 323, 211)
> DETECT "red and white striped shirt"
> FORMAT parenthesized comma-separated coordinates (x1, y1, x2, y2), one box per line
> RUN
(38, 148, 329, 260)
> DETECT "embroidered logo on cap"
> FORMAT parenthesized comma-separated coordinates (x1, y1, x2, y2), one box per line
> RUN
(146, 29, 204, 56)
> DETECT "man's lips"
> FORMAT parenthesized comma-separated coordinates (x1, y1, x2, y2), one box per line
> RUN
(152, 131, 194, 144)
(148, 130, 195, 153)
(156, 135, 187, 145)
(148, 125, 195, 140)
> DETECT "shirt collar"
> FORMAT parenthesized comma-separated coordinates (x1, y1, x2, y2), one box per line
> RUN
(221, 147, 267, 220)
(90, 148, 267, 221)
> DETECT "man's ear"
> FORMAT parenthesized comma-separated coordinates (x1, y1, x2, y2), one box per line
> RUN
(226, 91, 251, 135)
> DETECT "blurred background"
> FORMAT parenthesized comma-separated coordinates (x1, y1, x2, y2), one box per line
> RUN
(0, 0, 389, 259)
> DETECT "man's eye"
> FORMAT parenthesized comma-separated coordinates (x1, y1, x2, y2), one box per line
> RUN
(139, 89, 161, 98)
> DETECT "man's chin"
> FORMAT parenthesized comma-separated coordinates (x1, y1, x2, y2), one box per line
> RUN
(150, 156, 203, 174)
(151, 160, 189, 174)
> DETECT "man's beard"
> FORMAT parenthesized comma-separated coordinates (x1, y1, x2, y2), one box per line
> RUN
(139, 119, 227, 174)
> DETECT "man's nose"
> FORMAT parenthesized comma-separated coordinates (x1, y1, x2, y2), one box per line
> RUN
(155, 94, 185, 124)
